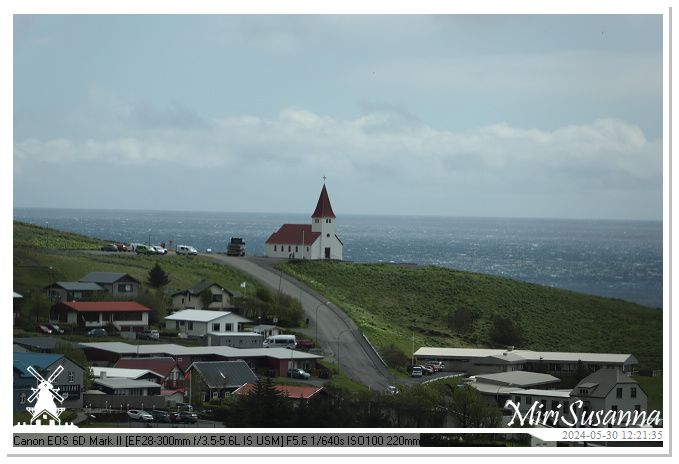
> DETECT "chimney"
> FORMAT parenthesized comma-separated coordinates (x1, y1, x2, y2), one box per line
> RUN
(101, 371, 107, 380)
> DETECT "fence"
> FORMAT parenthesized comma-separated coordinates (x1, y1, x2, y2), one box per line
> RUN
(83, 393, 166, 411)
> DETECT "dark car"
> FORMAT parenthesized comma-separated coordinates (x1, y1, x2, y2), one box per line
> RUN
(101, 244, 118, 252)
(36, 325, 52, 335)
(178, 411, 198, 424)
(150, 410, 171, 423)
(88, 328, 108, 337)
(45, 323, 64, 334)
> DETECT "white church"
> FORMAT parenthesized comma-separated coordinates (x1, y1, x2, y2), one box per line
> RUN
(265, 183, 343, 260)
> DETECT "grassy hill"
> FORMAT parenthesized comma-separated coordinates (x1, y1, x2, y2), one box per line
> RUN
(276, 260, 663, 371)
(13, 221, 663, 373)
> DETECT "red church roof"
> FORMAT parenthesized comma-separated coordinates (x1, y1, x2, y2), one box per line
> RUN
(311, 184, 336, 218)
(265, 224, 320, 245)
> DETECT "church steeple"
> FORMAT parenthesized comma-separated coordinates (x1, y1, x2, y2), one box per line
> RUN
(311, 183, 336, 219)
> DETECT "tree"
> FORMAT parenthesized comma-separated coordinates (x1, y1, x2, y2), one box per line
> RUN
(200, 288, 213, 309)
(489, 315, 523, 346)
(448, 384, 502, 428)
(147, 263, 169, 288)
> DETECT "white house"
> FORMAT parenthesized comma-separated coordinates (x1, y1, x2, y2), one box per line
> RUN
(164, 309, 253, 339)
(265, 183, 343, 260)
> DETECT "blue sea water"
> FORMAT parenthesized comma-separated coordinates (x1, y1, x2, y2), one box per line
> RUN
(13, 208, 663, 309)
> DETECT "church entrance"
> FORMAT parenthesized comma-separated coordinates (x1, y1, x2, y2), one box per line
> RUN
(325, 247, 331, 259)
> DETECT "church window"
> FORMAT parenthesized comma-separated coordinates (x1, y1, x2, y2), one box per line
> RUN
(295, 246, 298, 252)
(274, 245, 277, 252)
(288, 246, 291, 252)
(315, 219, 320, 223)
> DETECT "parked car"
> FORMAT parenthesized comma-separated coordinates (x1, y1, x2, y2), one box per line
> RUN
(176, 402, 193, 412)
(425, 363, 439, 373)
(116, 244, 128, 252)
(411, 366, 422, 378)
(149, 410, 170, 423)
(427, 361, 444, 372)
(138, 329, 160, 341)
(45, 323, 64, 334)
(36, 325, 52, 335)
(386, 386, 399, 395)
(287, 368, 311, 380)
(168, 411, 181, 423)
(176, 245, 198, 255)
(419, 365, 434, 375)
(101, 244, 118, 252)
(135, 245, 155, 255)
(127, 410, 153, 422)
(153, 245, 167, 255)
(295, 339, 314, 351)
(87, 328, 108, 337)
(178, 411, 198, 424)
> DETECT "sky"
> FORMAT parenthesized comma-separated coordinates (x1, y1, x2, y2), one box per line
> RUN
(11, 6, 668, 220)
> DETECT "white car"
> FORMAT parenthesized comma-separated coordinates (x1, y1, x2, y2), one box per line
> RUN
(287, 368, 311, 380)
(153, 246, 167, 255)
(127, 409, 153, 421)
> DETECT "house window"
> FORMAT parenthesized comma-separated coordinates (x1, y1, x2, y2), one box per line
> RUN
(224, 323, 232, 332)
(201, 392, 207, 402)
(212, 391, 220, 399)
(611, 405, 618, 412)
(514, 396, 521, 404)
(551, 401, 559, 411)
(68, 371, 74, 382)
(616, 388, 623, 399)
(635, 405, 641, 412)
(117, 284, 133, 293)
(212, 323, 220, 331)
(188, 321, 193, 330)
(526, 397, 532, 405)
(20, 393, 26, 404)
(631, 387, 637, 398)
(213, 294, 223, 303)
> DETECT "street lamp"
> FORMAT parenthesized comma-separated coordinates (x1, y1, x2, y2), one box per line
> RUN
(315, 301, 330, 347)
(337, 329, 352, 374)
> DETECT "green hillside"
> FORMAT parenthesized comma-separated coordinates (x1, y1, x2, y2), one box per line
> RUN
(276, 260, 663, 371)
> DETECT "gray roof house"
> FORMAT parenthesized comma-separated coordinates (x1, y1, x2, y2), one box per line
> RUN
(171, 281, 240, 310)
(45, 282, 106, 303)
(165, 309, 253, 339)
(187, 360, 259, 402)
(79, 272, 140, 298)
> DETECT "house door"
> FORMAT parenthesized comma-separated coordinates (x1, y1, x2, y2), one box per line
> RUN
(325, 247, 331, 259)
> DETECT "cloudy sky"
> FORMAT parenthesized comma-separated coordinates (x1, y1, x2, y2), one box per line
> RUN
(12, 9, 667, 220)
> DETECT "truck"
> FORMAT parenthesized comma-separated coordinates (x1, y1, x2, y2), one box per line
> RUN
(226, 237, 246, 256)
(295, 339, 314, 351)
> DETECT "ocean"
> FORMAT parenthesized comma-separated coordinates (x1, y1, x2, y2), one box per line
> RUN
(13, 208, 663, 309)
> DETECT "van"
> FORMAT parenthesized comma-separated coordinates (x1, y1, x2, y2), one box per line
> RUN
(263, 335, 296, 349)
(176, 245, 197, 255)
(411, 366, 422, 378)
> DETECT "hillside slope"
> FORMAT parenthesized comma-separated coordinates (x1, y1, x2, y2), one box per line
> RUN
(276, 260, 662, 371)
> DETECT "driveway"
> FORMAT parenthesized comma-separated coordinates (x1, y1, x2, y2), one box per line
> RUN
(208, 255, 398, 392)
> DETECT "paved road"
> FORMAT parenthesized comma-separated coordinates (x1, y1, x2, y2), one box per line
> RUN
(208, 255, 398, 392)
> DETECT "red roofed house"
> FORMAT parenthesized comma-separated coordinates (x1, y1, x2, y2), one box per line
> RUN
(232, 383, 337, 405)
(114, 357, 186, 390)
(49, 301, 152, 334)
(265, 183, 343, 260)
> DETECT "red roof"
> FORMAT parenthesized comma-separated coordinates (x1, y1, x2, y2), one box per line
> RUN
(265, 224, 320, 245)
(232, 383, 336, 400)
(53, 302, 152, 312)
(311, 184, 336, 218)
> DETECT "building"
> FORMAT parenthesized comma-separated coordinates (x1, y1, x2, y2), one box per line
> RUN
(45, 282, 105, 303)
(113, 358, 186, 390)
(13, 352, 85, 413)
(165, 309, 253, 339)
(79, 272, 140, 298)
(187, 360, 259, 402)
(49, 301, 152, 334)
(233, 383, 337, 405)
(265, 183, 343, 260)
(171, 281, 240, 310)
(414, 347, 638, 376)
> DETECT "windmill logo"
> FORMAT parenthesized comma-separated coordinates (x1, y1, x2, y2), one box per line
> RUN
(26, 364, 66, 425)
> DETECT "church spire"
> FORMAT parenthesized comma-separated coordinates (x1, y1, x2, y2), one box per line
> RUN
(311, 183, 336, 218)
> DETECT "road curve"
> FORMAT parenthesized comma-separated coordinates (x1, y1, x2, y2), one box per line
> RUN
(207, 255, 397, 392)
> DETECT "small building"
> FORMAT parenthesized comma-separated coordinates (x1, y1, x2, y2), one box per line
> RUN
(13, 352, 85, 413)
(265, 183, 343, 260)
(45, 282, 106, 303)
(49, 301, 152, 334)
(569, 369, 649, 427)
(92, 367, 164, 385)
(171, 281, 240, 310)
(93, 377, 162, 396)
(232, 383, 337, 406)
(165, 309, 252, 339)
(79, 272, 140, 298)
(113, 358, 186, 390)
(465, 371, 561, 405)
(204, 331, 263, 348)
(187, 360, 259, 402)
